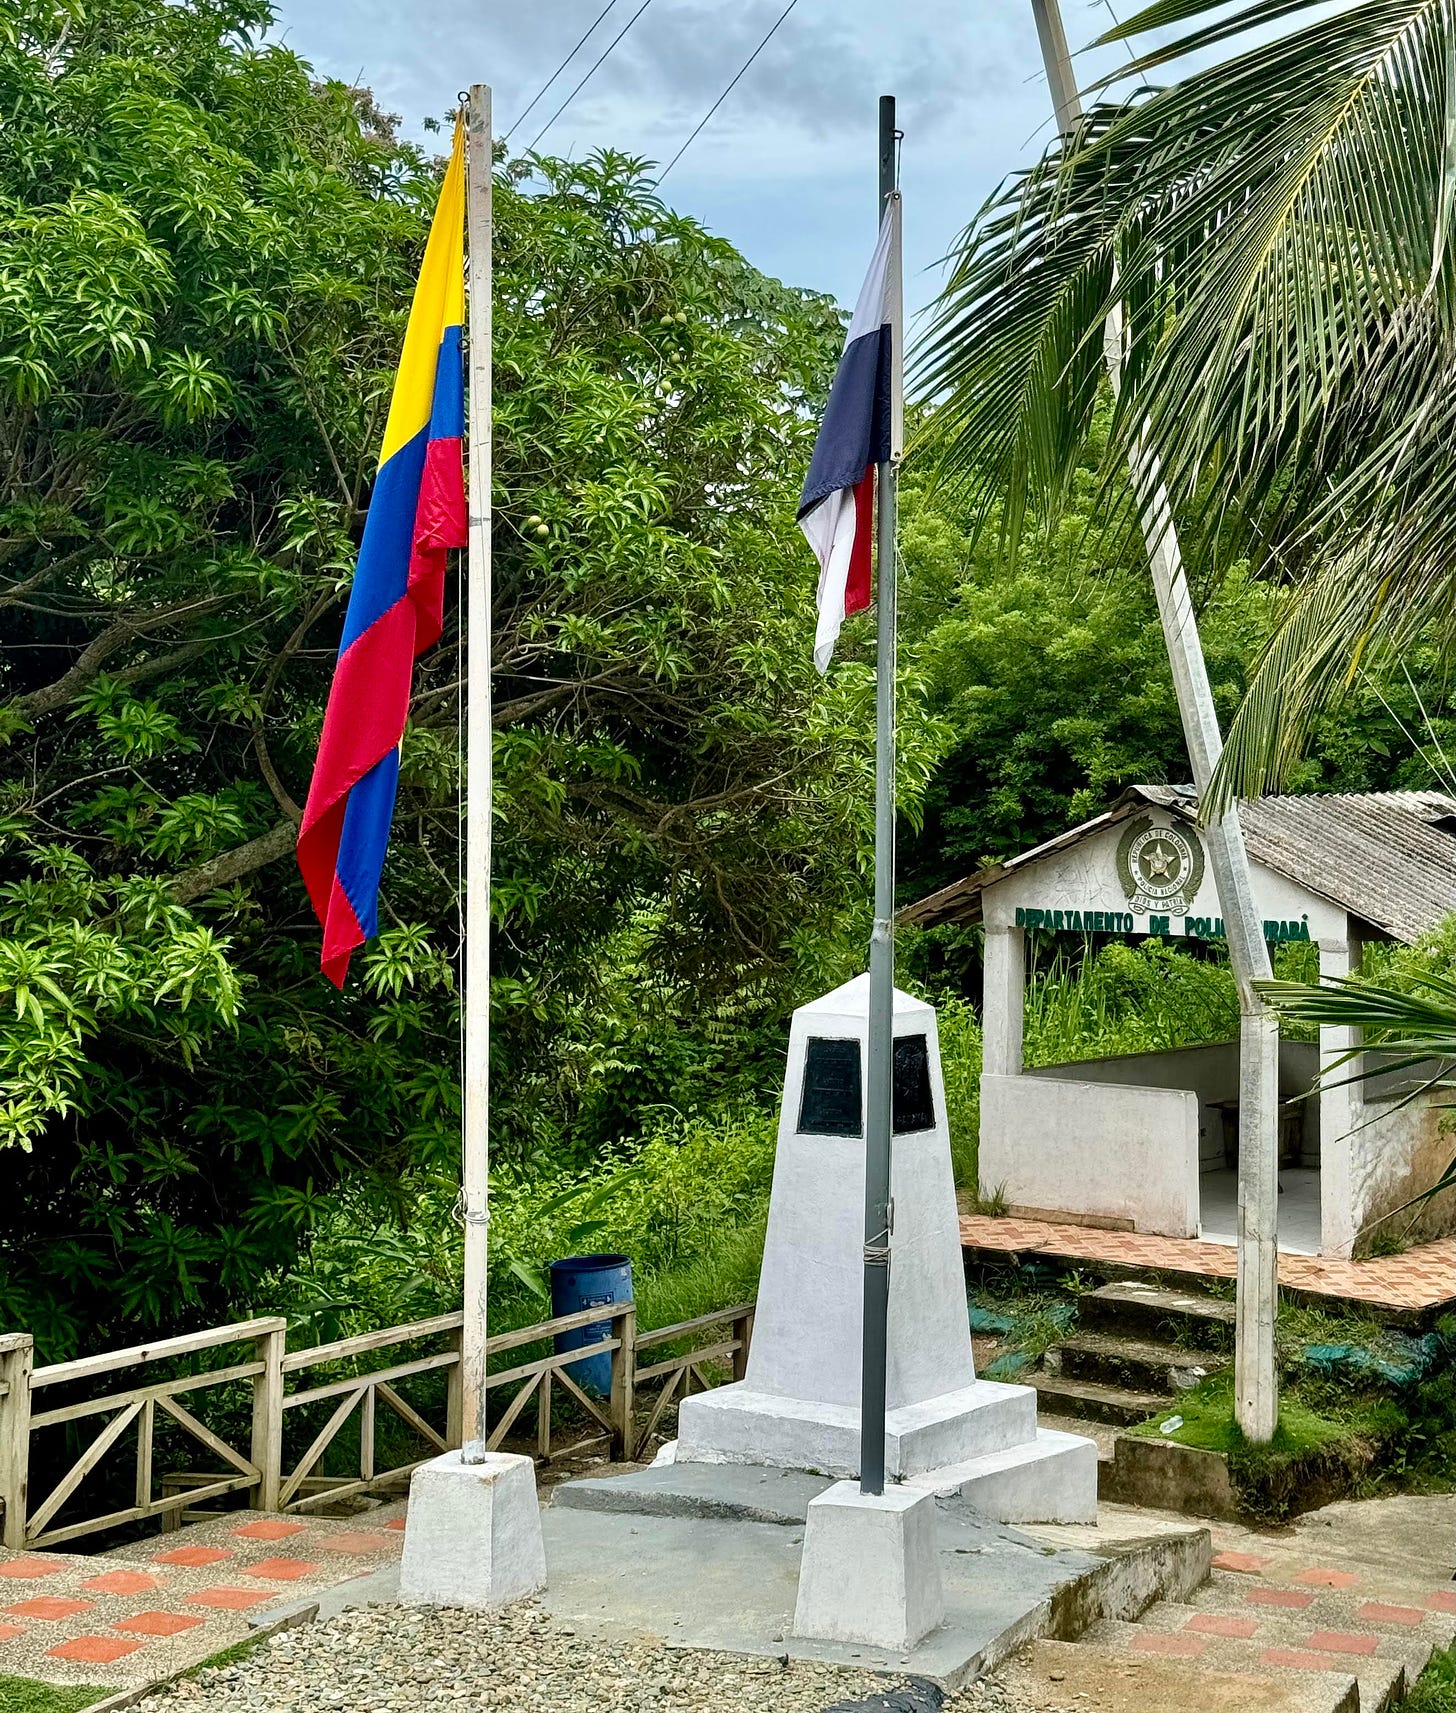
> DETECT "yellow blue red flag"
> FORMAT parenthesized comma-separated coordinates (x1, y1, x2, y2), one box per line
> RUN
(297, 121, 467, 985)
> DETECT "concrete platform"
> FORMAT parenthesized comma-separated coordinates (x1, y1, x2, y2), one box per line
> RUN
(675, 1378, 1037, 1481)
(903, 1428, 1099, 1524)
(540, 1460, 1210, 1688)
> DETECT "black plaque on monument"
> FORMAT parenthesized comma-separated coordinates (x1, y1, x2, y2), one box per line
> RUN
(798, 1036, 863, 1137)
(892, 1033, 935, 1134)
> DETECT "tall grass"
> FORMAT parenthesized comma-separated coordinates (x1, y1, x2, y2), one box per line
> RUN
(1022, 937, 1320, 1067)
(937, 996, 983, 1187)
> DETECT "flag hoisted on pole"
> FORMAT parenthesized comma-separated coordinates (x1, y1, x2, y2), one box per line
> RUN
(296, 122, 468, 987)
(296, 94, 493, 1454)
(797, 188, 902, 675)
(798, 96, 903, 1497)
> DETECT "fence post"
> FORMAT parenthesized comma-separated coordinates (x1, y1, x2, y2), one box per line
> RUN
(445, 1325, 464, 1449)
(610, 1303, 636, 1462)
(732, 1308, 754, 1383)
(250, 1319, 286, 1513)
(0, 1333, 34, 1550)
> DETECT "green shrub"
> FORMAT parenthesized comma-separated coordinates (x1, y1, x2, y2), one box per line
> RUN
(266, 1102, 778, 1342)
(936, 996, 982, 1187)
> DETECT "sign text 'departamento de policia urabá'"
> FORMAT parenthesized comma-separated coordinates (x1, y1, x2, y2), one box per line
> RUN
(1012, 906, 1312, 942)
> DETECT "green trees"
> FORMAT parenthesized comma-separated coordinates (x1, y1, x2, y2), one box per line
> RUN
(0, 0, 466, 1353)
(895, 454, 1450, 902)
(917, 0, 1456, 801)
(0, 1, 938, 1356)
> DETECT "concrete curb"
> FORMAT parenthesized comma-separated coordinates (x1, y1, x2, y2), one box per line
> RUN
(80, 1602, 320, 1713)
(925, 1524, 1213, 1688)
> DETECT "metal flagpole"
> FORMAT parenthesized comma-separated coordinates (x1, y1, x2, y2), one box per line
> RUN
(1027, 0, 1280, 1440)
(460, 83, 493, 1458)
(860, 94, 901, 1498)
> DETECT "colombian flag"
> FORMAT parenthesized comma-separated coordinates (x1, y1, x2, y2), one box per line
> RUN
(297, 121, 468, 986)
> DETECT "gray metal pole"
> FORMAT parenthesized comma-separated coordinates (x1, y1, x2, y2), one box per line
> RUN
(1026, 0, 1280, 1440)
(860, 93, 899, 1498)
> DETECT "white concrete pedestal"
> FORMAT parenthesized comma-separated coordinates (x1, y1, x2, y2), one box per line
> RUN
(675, 975, 1098, 1524)
(398, 1449, 547, 1609)
(792, 1480, 944, 1650)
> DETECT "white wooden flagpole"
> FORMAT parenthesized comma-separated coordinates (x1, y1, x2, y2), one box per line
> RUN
(460, 83, 493, 1457)
(1027, 0, 1280, 1441)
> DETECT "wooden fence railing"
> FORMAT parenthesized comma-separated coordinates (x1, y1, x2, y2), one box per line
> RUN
(0, 1300, 752, 1552)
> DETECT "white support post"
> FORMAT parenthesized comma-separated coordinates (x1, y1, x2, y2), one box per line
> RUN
(982, 924, 1025, 1078)
(1317, 928, 1363, 1259)
(1027, 0, 1280, 1441)
(400, 84, 547, 1614)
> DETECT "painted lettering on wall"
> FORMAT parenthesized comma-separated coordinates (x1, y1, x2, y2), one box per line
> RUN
(1263, 916, 1310, 942)
(1015, 907, 1137, 933)
(1013, 906, 1314, 943)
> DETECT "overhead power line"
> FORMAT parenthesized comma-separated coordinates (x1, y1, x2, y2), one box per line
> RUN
(504, 2, 621, 143)
(526, 0, 658, 155)
(657, 0, 800, 184)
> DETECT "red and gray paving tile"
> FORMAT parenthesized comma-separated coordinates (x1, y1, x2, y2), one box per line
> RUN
(0, 1501, 407, 1691)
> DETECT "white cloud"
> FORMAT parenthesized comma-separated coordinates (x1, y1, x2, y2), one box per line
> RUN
(269, 0, 1140, 306)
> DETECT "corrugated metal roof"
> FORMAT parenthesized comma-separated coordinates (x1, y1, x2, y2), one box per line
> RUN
(900, 786, 1456, 943)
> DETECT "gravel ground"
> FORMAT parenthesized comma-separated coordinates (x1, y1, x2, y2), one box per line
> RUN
(133, 1602, 1081, 1713)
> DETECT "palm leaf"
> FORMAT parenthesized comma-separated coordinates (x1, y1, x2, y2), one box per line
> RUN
(916, 0, 1456, 800)
(1257, 970, 1454, 1210)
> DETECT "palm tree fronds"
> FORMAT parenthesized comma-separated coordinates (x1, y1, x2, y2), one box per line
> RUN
(917, 0, 1456, 792)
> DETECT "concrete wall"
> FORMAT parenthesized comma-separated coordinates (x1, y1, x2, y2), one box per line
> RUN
(1335, 1091, 1455, 1255)
(979, 1072, 1202, 1237)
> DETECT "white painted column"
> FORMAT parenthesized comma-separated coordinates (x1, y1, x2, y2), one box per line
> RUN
(982, 923, 1025, 1078)
(1317, 926, 1363, 1259)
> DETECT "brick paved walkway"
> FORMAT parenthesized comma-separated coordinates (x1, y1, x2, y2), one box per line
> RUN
(0, 1503, 406, 1693)
(961, 1216, 1456, 1314)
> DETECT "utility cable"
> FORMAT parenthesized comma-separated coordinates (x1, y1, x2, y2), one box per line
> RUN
(526, 0, 657, 155)
(504, 1, 621, 143)
(657, 0, 799, 184)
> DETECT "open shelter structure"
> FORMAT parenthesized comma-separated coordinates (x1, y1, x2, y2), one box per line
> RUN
(904, 787, 1456, 1260)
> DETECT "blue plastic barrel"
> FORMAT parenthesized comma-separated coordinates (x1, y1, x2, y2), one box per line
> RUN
(549, 1253, 633, 1398)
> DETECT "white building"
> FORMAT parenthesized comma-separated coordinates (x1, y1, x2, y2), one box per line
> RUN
(904, 787, 1456, 1260)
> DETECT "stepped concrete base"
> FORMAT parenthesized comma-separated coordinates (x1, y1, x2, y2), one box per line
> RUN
(792, 1481, 944, 1651)
(398, 1449, 546, 1610)
(905, 1428, 1099, 1524)
(676, 1378, 1036, 1480)
(538, 1461, 1205, 1688)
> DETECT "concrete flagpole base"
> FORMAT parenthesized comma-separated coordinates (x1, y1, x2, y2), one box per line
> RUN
(792, 1480, 944, 1651)
(398, 1449, 546, 1610)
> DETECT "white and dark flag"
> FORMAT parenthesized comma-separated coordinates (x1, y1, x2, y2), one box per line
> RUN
(797, 197, 903, 673)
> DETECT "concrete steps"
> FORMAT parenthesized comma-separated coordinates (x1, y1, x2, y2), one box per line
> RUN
(1008, 1280, 1239, 1436)
(1078, 1280, 1236, 1347)
(1019, 1484, 1453, 1711)
(1079, 1616, 1414, 1712)
(1190, 1571, 1456, 1643)
(1137, 1597, 1439, 1676)
(1012, 1636, 1360, 1713)
(1030, 1372, 1167, 1427)
(1056, 1331, 1227, 1394)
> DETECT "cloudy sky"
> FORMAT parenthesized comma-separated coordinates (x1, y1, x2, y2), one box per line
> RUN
(270, 0, 1148, 314)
